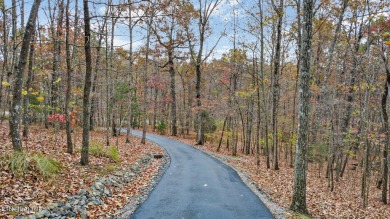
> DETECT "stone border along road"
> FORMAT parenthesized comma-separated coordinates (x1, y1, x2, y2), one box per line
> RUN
(128, 131, 276, 219)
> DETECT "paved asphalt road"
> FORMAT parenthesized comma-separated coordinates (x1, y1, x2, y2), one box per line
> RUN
(130, 131, 274, 219)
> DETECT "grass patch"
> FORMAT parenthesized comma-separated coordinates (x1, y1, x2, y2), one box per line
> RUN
(89, 142, 105, 157)
(107, 146, 120, 163)
(2, 151, 63, 179)
(8, 151, 29, 177)
(75, 141, 121, 163)
(31, 154, 63, 177)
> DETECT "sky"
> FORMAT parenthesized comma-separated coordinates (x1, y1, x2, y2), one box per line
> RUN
(3, 0, 296, 60)
(4, 0, 390, 63)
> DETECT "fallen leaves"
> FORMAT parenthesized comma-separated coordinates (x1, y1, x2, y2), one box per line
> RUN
(0, 124, 164, 218)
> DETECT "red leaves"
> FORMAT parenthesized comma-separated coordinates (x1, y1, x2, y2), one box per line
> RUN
(48, 113, 66, 123)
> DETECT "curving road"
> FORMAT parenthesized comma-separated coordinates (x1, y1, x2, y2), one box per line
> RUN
(130, 131, 274, 219)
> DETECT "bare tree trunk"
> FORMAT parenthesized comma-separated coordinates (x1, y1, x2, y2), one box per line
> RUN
(0, 1, 9, 110)
(126, 0, 134, 143)
(290, 0, 314, 214)
(51, 0, 64, 110)
(80, 0, 92, 165)
(381, 41, 389, 204)
(169, 52, 177, 136)
(257, 0, 270, 169)
(22, 30, 36, 140)
(141, 13, 153, 144)
(271, 0, 284, 170)
(9, 0, 41, 151)
(64, 0, 73, 154)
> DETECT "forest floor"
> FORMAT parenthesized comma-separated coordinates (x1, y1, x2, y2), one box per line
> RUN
(0, 124, 165, 218)
(154, 131, 390, 218)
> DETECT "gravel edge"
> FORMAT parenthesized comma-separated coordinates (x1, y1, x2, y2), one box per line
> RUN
(116, 147, 171, 218)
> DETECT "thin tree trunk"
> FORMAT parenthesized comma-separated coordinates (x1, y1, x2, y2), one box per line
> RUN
(0, 1, 8, 111)
(290, 0, 314, 214)
(141, 15, 152, 144)
(272, 0, 284, 170)
(10, 0, 41, 151)
(381, 41, 390, 204)
(80, 0, 92, 165)
(169, 53, 177, 136)
(22, 30, 36, 139)
(126, 0, 134, 143)
(65, 0, 73, 154)
(51, 0, 64, 110)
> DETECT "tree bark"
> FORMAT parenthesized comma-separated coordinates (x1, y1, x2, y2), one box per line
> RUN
(0, 1, 8, 110)
(141, 12, 153, 144)
(271, 0, 284, 171)
(381, 42, 390, 204)
(80, 0, 92, 165)
(22, 30, 36, 139)
(65, 0, 73, 154)
(290, 0, 314, 214)
(9, 0, 41, 151)
(51, 0, 64, 110)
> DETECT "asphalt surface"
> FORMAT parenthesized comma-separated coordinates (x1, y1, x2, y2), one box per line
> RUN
(130, 131, 274, 219)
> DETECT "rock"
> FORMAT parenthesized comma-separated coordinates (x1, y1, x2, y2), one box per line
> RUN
(91, 189, 101, 196)
(81, 211, 87, 219)
(77, 189, 87, 195)
(47, 202, 58, 210)
(66, 212, 76, 218)
(132, 165, 140, 172)
(35, 209, 50, 219)
(63, 203, 72, 211)
(104, 188, 110, 196)
(72, 199, 79, 205)
(79, 199, 86, 206)
(48, 213, 59, 218)
(28, 215, 36, 219)
(94, 182, 105, 190)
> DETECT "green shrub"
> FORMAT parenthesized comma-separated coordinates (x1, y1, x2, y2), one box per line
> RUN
(31, 154, 63, 177)
(9, 151, 30, 177)
(74, 141, 121, 163)
(156, 121, 167, 135)
(107, 146, 120, 163)
(5, 151, 62, 178)
(89, 142, 105, 157)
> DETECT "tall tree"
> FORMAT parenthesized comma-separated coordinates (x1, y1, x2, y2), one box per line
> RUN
(9, 0, 41, 150)
(152, 0, 194, 136)
(187, 0, 222, 145)
(141, 1, 154, 144)
(271, 0, 284, 170)
(290, 0, 314, 214)
(0, 0, 9, 109)
(64, 0, 74, 154)
(80, 0, 92, 165)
